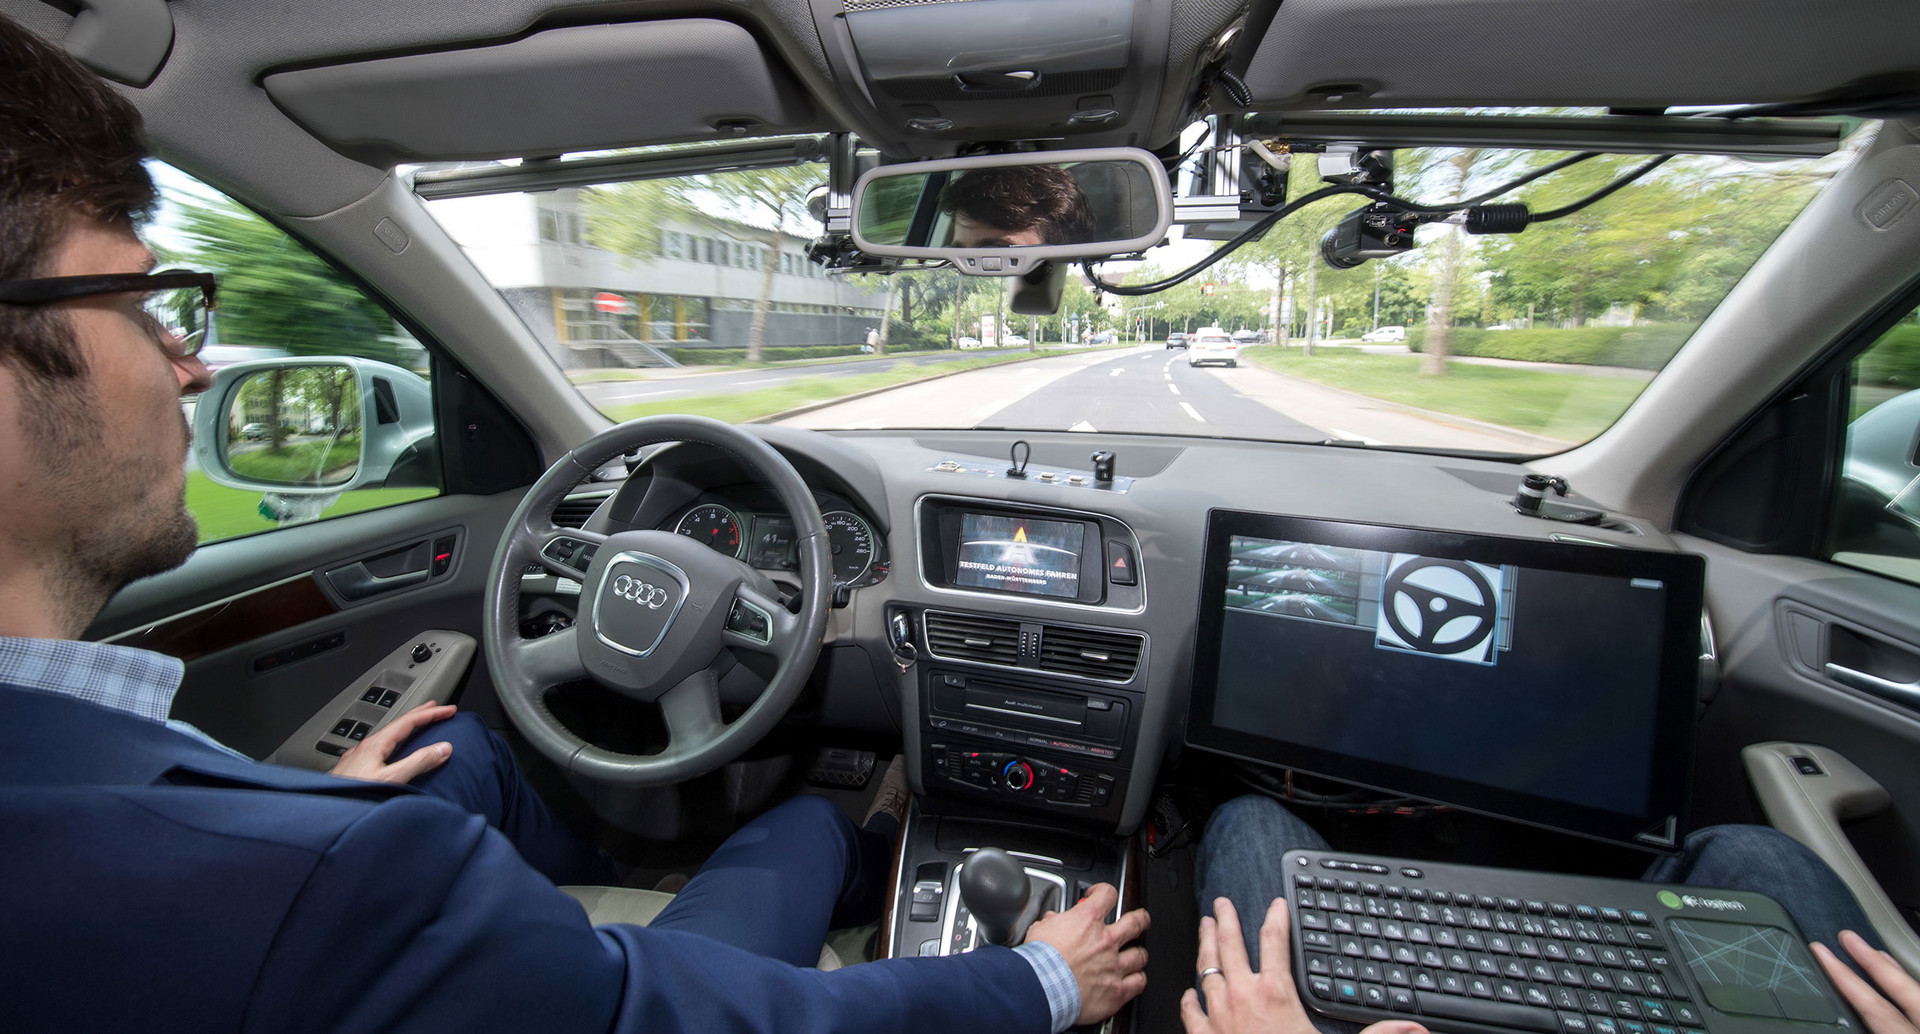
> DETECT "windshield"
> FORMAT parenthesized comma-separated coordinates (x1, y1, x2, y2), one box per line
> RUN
(421, 128, 1870, 455)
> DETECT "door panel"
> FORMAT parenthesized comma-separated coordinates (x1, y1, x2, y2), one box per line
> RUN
(88, 491, 523, 758)
(1682, 534, 1920, 937)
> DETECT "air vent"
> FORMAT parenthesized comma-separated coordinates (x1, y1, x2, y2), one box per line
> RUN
(925, 611, 1022, 666)
(1038, 624, 1143, 682)
(553, 495, 607, 529)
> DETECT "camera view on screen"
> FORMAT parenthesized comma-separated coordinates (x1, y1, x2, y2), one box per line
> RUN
(1215, 534, 1671, 819)
(954, 513, 1085, 598)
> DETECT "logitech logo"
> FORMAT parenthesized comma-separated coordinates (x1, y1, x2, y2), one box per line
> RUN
(1659, 889, 1746, 912)
(609, 573, 670, 609)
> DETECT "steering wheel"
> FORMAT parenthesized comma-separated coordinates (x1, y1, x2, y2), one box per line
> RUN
(483, 415, 831, 786)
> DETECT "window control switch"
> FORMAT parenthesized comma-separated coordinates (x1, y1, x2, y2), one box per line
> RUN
(348, 722, 372, 741)
(330, 718, 356, 738)
(378, 689, 400, 708)
(360, 686, 383, 704)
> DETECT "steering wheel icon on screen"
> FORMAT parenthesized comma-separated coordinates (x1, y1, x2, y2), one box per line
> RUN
(1381, 558, 1498, 656)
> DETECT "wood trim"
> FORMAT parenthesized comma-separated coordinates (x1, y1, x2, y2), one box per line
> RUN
(107, 575, 338, 663)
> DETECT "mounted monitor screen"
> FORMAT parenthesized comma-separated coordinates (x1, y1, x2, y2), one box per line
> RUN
(1185, 510, 1706, 852)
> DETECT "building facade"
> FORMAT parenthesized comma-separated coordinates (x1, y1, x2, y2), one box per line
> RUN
(427, 187, 891, 369)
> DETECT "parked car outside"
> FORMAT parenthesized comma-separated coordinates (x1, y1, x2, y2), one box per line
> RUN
(239, 422, 270, 440)
(1230, 329, 1261, 345)
(1002, 334, 1030, 347)
(955, 336, 982, 350)
(1360, 325, 1407, 343)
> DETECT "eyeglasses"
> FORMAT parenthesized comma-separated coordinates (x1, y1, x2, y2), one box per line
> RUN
(0, 270, 218, 359)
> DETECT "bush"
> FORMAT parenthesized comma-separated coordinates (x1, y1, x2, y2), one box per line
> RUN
(1405, 324, 1694, 371)
(1858, 325, 1920, 389)
(668, 345, 865, 365)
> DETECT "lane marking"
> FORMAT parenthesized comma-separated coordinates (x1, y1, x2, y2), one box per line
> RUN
(1168, 384, 1180, 396)
(1069, 420, 1098, 432)
(736, 378, 782, 386)
(1328, 427, 1383, 445)
(1110, 368, 1125, 377)
(602, 387, 688, 401)
(1180, 402, 1207, 423)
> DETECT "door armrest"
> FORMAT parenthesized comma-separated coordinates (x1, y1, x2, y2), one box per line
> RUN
(1743, 741, 1920, 975)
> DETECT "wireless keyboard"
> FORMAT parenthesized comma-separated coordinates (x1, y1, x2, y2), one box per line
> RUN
(1283, 850, 1854, 1034)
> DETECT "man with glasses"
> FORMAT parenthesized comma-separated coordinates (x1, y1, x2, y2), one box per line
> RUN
(0, 14, 1149, 1033)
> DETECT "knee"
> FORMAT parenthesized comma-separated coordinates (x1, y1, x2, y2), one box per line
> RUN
(1683, 824, 1815, 868)
(1203, 794, 1293, 846)
(400, 711, 503, 768)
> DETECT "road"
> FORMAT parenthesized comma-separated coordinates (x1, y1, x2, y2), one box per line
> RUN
(573, 347, 1057, 408)
(781, 345, 1571, 453)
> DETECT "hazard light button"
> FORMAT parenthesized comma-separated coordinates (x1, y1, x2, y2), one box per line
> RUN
(1106, 539, 1137, 586)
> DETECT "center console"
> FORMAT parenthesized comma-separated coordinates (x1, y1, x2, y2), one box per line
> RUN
(898, 496, 1151, 828)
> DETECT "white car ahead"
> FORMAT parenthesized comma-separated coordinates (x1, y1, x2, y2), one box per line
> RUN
(1187, 329, 1239, 368)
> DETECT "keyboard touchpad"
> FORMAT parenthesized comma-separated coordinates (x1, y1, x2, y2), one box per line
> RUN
(1668, 919, 1838, 1023)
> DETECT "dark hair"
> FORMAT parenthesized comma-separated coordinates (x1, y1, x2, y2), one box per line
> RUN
(0, 14, 156, 381)
(937, 165, 1096, 246)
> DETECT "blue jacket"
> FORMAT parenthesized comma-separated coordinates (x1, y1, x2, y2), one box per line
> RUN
(0, 685, 1049, 1032)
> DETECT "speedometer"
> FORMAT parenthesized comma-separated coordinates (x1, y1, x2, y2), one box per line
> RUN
(675, 503, 743, 557)
(821, 510, 875, 583)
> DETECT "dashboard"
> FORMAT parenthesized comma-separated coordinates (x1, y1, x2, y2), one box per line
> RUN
(546, 425, 1678, 837)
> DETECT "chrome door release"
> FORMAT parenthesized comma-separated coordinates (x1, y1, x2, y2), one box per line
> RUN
(1824, 662, 1920, 710)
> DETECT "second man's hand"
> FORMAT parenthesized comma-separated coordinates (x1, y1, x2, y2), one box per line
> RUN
(1023, 882, 1152, 1025)
(328, 701, 456, 785)
(1182, 896, 1429, 1034)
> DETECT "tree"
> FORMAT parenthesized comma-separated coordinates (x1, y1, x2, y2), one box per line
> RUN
(176, 199, 402, 363)
(679, 166, 821, 362)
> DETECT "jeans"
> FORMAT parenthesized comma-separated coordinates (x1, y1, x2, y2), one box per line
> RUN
(1195, 795, 1884, 1032)
(394, 715, 891, 966)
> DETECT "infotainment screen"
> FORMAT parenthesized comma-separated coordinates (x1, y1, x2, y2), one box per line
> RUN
(1186, 510, 1705, 851)
(953, 512, 1086, 598)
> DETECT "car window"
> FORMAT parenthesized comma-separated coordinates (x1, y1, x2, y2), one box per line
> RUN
(420, 125, 1869, 457)
(1832, 304, 1920, 583)
(148, 163, 441, 544)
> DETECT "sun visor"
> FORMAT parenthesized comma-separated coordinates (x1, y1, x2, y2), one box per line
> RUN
(263, 20, 819, 165)
(1240, 0, 1920, 110)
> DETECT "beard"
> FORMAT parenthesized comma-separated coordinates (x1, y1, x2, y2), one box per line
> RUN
(25, 374, 199, 634)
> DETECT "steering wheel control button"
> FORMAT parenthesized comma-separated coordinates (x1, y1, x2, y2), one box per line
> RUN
(726, 599, 773, 644)
(591, 553, 690, 658)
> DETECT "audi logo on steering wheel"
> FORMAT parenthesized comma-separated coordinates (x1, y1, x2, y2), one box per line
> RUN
(609, 573, 670, 609)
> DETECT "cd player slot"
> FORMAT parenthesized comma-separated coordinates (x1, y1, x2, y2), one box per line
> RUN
(928, 671, 1126, 744)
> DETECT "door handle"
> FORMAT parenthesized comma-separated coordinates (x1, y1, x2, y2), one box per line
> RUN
(1824, 662, 1920, 711)
(325, 561, 428, 601)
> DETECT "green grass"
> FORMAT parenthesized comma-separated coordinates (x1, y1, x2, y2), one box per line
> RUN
(597, 348, 1104, 423)
(1242, 346, 1650, 441)
(187, 471, 438, 543)
(228, 438, 361, 483)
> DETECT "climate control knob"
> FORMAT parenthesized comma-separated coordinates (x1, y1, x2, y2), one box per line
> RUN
(1002, 759, 1035, 792)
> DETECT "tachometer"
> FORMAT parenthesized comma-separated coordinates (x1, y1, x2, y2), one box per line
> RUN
(675, 503, 743, 557)
(821, 510, 875, 583)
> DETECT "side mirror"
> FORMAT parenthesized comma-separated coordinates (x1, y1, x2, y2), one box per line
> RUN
(192, 357, 434, 495)
(850, 147, 1172, 275)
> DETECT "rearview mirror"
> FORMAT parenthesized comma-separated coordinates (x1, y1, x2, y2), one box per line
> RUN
(850, 147, 1171, 275)
(193, 357, 436, 495)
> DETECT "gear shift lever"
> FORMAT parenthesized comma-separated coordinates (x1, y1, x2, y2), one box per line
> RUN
(958, 847, 1031, 947)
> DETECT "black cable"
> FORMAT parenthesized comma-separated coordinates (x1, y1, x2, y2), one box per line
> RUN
(1528, 153, 1672, 222)
(1461, 152, 1600, 205)
(1091, 152, 1672, 297)
(1084, 181, 1447, 296)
